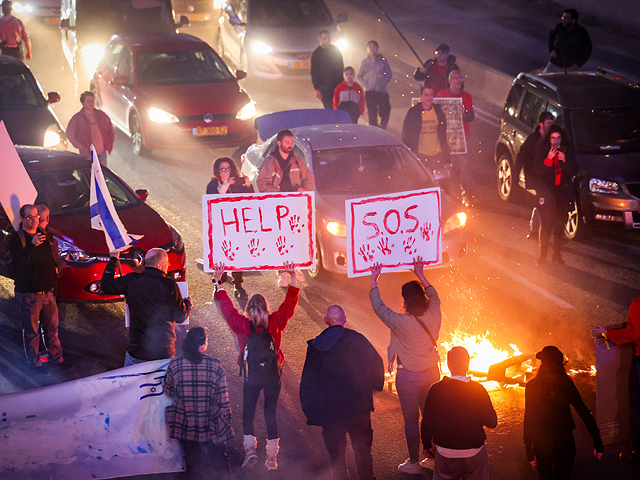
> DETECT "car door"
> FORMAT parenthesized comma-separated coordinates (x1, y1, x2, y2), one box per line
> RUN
(220, 0, 246, 66)
(515, 89, 546, 155)
(94, 41, 125, 127)
(109, 45, 135, 131)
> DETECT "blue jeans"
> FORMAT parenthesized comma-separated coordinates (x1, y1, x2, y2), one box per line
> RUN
(396, 364, 440, 462)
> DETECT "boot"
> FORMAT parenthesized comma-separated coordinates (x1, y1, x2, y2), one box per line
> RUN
(242, 435, 258, 469)
(265, 438, 280, 470)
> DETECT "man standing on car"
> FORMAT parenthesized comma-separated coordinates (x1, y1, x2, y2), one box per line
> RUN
(0, 1, 31, 61)
(66, 91, 115, 166)
(311, 30, 344, 110)
(257, 129, 315, 287)
(101, 248, 192, 366)
(544, 8, 592, 72)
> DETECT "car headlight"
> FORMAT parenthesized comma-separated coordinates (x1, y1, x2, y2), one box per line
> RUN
(334, 39, 348, 52)
(13, 3, 32, 13)
(589, 178, 619, 195)
(443, 212, 467, 235)
(43, 127, 62, 148)
(236, 101, 256, 121)
(57, 237, 95, 264)
(326, 221, 346, 238)
(252, 41, 273, 55)
(167, 223, 184, 253)
(80, 44, 105, 61)
(149, 107, 179, 123)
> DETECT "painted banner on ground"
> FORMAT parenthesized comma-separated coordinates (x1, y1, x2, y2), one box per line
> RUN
(346, 188, 442, 277)
(202, 191, 316, 272)
(433, 97, 467, 154)
(0, 360, 183, 479)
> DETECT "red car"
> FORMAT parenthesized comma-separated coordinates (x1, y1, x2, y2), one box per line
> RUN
(0, 147, 186, 302)
(90, 32, 257, 156)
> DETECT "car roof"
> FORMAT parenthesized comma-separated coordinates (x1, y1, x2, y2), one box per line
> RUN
(290, 123, 404, 150)
(0, 55, 32, 73)
(112, 32, 211, 54)
(16, 146, 92, 173)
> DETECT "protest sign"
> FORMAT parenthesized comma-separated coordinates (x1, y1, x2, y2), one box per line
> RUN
(346, 188, 442, 277)
(202, 191, 316, 272)
(433, 97, 467, 154)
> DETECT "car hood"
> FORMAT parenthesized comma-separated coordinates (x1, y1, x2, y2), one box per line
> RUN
(0, 106, 56, 146)
(49, 203, 172, 253)
(136, 81, 249, 116)
(246, 26, 333, 51)
(577, 152, 640, 183)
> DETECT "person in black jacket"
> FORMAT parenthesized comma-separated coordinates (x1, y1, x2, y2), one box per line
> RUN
(544, 9, 592, 72)
(300, 304, 384, 480)
(101, 248, 192, 366)
(524, 346, 603, 480)
(421, 346, 497, 479)
(413, 44, 459, 95)
(310, 30, 344, 109)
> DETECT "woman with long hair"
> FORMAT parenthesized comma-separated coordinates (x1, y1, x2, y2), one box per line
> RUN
(206, 156, 254, 297)
(163, 327, 233, 479)
(524, 345, 603, 479)
(213, 261, 299, 471)
(369, 256, 441, 474)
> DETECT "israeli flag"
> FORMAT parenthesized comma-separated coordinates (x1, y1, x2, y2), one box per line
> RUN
(89, 146, 143, 252)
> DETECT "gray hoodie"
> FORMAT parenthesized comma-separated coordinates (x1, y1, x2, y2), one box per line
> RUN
(357, 53, 393, 93)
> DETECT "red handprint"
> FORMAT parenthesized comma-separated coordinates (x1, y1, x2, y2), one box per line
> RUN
(221, 240, 238, 261)
(358, 244, 374, 263)
(377, 237, 393, 255)
(276, 236, 289, 255)
(248, 238, 265, 257)
(289, 215, 304, 234)
(403, 237, 417, 255)
(420, 222, 433, 241)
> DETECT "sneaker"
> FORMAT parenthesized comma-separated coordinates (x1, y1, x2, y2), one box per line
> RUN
(620, 451, 640, 464)
(295, 270, 306, 283)
(278, 273, 289, 287)
(398, 459, 421, 474)
(420, 457, 435, 470)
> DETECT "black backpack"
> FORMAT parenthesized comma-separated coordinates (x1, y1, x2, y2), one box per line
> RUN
(241, 322, 280, 387)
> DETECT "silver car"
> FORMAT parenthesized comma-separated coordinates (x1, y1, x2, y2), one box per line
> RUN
(240, 110, 468, 276)
(217, 0, 347, 78)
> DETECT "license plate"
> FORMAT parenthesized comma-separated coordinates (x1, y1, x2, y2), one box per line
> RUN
(45, 17, 60, 25)
(290, 61, 311, 70)
(187, 13, 206, 21)
(193, 126, 227, 136)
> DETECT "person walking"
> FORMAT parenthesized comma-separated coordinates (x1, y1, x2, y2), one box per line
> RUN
(413, 43, 458, 95)
(164, 327, 233, 479)
(213, 262, 299, 471)
(333, 66, 365, 124)
(311, 30, 344, 109)
(66, 91, 115, 166)
(544, 8, 592, 72)
(357, 40, 393, 129)
(369, 256, 441, 474)
(0, 1, 31, 61)
(300, 304, 384, 480)
(524, 345, 603, 479)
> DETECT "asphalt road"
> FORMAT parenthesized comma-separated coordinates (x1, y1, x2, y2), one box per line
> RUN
(1, 4, 640, 480)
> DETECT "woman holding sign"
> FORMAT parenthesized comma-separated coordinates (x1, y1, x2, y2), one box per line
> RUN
(369, 257, 441, 474)
(207, 157, 254, 297)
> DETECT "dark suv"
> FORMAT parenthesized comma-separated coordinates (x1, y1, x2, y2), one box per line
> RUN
(495, 69, 640, 239)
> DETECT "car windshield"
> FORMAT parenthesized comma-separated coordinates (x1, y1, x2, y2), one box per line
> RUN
(31, 167, 140, 216)
(0, 72, 43, 111)
(312, 145, 434, 195)
(77, 0, 174, 33)
(571, 107, 640, 154)
(249, 0, 332, 28)
(137, 50, 234, 86)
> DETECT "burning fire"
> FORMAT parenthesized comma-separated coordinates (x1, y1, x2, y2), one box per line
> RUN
(440, 331, 522, 375)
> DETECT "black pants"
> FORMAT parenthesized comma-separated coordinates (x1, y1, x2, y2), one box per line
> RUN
(320, 88, 335, 109)
(365, 91, 390, 128)
(1, 45, 23, 61)
(243, 381, 281, 439)
(321, 412, 375, 480)
(179, 439, 229, 480)
(538, 192, 565, 259)
(533, 432, 576, 480)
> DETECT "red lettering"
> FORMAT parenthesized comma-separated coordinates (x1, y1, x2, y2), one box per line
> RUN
(404, 205, 419, 233)
(383, 210, 401, 234)
(276, 205, 290, 230)
(242, 208, 257, 233)
(221, 208, 239, 235)
(259, 207, 272, 232)
(363, 212, 380, 240)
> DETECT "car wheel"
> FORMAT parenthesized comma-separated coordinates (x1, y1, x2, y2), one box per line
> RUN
(306, 239, 327, 280)
(565, 196, 592, 241)
(130, 113, 150, 156)
(497, 153, 517, 201)
(216, 27, 225, 57)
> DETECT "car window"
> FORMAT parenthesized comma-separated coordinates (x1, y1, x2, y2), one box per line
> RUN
(228, 0, 247, 21)
(519, 91, 545, 128)
(31, 167, 140, 215)
(136, 50, 234, 86)
(249, 0, 332, 28)
(0, 73, 43, 110)
(545, 102, 563, 126)
(116, 46, 134, 83)
(504, 83, 524, 118)
(313, 146, 434, 195)
(571, 107, 640, 154)
(103, 42, 125, 72)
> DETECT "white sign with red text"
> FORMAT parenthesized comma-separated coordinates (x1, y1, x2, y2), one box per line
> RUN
(202, 192, 316, 272)
(346, 188, 442, 277)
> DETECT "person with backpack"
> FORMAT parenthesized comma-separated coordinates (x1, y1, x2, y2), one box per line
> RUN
(368, 256, 442, 474)
(213, 261, 299, 471)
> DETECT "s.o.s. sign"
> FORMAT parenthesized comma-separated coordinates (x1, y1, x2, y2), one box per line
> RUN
(346, 188, 442, 277)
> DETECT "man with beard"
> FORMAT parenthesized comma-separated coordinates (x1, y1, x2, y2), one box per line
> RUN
(311, 30, 344, 109)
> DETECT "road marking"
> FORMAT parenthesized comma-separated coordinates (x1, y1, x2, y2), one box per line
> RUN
(475, 107, 500, 125)
(479, 256, 575, 309)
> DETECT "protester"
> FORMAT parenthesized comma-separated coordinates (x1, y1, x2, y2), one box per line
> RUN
(421, 346, 497, 479)
(7, 204, 72, 369)
(206, 156, 253, 298)
(213, 262, 299, 471)
(311, 30, 344, 110)
(414, 43, 458, 95)
(0, 1, 31, 61)
(524, 345, 603, 479)
(164, 327, 233, 479)
(544, 8, 592, 72)
(369, 256, 441, 474)
(333, 66, 365, 124)
(436, 70, 474, 139)
(534, 125, 578, 265)
(66, 91, 115, 166)
(300, 304, 384, 480)
(35, 204, 66, 278)
(101, 248, 192, 366)
(357, 40, 393, 129)
(591, 296, 640, 464)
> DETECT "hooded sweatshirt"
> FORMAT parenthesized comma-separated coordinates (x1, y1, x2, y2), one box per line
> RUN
(357, 54, 393, 93)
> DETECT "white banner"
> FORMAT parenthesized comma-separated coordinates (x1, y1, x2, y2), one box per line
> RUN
(346, 188, 442, 277)
(0, 360, 183, 479)
(202, 191, 316, 272)
(433, 97, 467, 154)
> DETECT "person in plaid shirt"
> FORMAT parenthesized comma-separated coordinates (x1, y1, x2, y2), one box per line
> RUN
(164, 327, 233, 479)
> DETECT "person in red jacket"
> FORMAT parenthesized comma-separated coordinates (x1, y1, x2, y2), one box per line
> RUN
(213, 261, 299, 471)
(592, 296, 640, 464)
(333, 66, 365, 124)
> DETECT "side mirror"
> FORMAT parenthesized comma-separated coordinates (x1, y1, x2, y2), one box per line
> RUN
(229, 16, 245, 27)
(135, 189, 149, 202)
(336, 13, 348, 23)
(60, 18, 70, 30)
(178, 15, 190, 28)
(235, 70, 247, 80)
(47, 92, 61, 104)
(111, 75, 131, 86)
